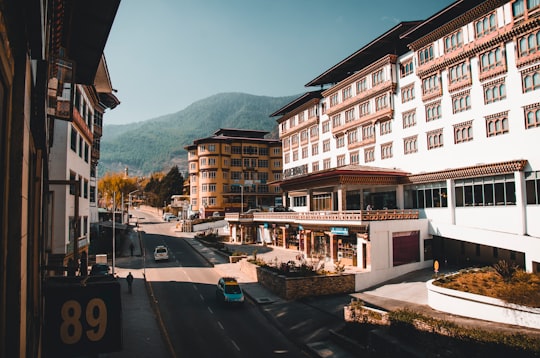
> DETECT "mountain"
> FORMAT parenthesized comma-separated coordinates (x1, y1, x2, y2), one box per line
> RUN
(99, 92, 298, 176)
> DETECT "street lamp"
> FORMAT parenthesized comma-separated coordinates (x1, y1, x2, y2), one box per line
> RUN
(128, 189, 140, 224)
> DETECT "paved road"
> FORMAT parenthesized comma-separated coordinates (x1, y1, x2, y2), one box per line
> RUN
(140, 210, 310, 358)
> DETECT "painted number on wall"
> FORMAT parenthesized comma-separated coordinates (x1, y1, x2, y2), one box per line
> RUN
(60, 298, 107, 344)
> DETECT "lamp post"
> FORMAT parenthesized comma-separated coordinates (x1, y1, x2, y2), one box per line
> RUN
(112, 191, 116, 276)
(128, 189, 140, 224)
(240, 184, 244, 214)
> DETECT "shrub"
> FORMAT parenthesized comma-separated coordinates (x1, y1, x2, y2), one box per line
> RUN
(493, 259, 519, 282)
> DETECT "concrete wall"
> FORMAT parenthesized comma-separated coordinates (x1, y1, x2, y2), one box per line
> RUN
(427, 280, 540, 329)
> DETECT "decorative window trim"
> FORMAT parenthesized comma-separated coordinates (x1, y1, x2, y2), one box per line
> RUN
(427, 128, 444, 150)
(483, 77, 506, 104)
(453, 120, 474, 144)
(380, 142, 393, 159)
(485, 111, 509, 137)
(425, 100, 442, 121)
(402, 109, 416, 128)
(524, 102, 540, 129)
(403, 135, 418, 155)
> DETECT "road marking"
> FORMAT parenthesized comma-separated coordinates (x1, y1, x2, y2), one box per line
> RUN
(217, 321, 224, 330)
(231, 340, 240, 351)
(199, 294, 204, 301)
(207, 307, 213, 314)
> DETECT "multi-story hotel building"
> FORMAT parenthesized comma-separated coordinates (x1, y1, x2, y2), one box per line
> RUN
(186, 128, 283, 221)
(226, 0, 540, 288)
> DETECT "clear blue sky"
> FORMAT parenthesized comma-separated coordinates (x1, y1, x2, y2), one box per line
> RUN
(104, 0, 454, 125)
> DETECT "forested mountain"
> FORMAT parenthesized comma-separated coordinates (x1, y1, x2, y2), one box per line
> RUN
(99, 92, 298, 176)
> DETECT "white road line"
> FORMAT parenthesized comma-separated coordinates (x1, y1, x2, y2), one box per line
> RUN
(231, 340, 240, 351)
(207, 306, 213, 314)
(199, 294, 204, 301)
(217, 321, 224, 330)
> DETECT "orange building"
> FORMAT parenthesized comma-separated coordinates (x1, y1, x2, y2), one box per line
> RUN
(185, 128, 283, 218)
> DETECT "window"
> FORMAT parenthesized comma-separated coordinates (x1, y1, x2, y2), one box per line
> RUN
(372, 69, 385, 86)
(300, 130, 308, 142)
(209, 184, 216, 192)
(362, 124, 374, 140)
(448, 62, 469, 83)
(323, 158, 331, 169)
(375, 94, 388, 111)
(525, 171, 540, 204)
(483, 79, 506, 104)
(329, 93, 339, 107)
(231, 158, 242, 167)
(311, 143, 319, 155)
(322, 120, 330, 133)
(455, 174, 515, 206)
(452, 91, 471, 113)
(84, 143, 89, 162)
(422, 73, 440, 96)
(356, 77, 367, 93)
(199, 145, 206, 152)
(336, 135, 345, 148)
(427, 128, 444, 149)
(298, 111, 305, 123)
(525, 102, 540, 128)
(231, 146, 241, 154)
(405, 182, 448, 209)
(401, 84, 415, 103)
(518, 30, 540, 58)
(290, 116, 296, 127)
(291, 134, 298, 146)
(404, 136, 418, 154)
(284, 152, 290, 164)
(342, 86, 352, 100)
(359, 101, 370, 117)
(208, 144, 216, 152)
(259, 147, 268, 156)
(308, 106, 317, 118)
(231, 171, 242, 179)
(208, 158, 216, 165)
(302, 147, 308, 159)
(403, 110, 416, 128)
(444, 30, 463, 53)
(479, 47, 504, 73)
(522, 68, 540, 92)
(364, 147, 375, 163)
(512, 0, 540, 19)
(475, 13, 497, 38)
(273, 147, 281, 156)
(293, 196, 307, 207)
(381, 142, 393, 159)
(486, 111, 509, 137)
(258, 159, 269, 168)
(332, 114, 342, 128)
(425, 101, 441, 121)
(292, 150, 298, 161)
(400, 59, 414, 77)
(337, 155, 346, 166)
(380, 120, 391, 135)
(418, 45, 434, 65)
(323, 139, 331, 152)
(310, 126, 318, 138)
(312, 161, 320, 172)
(350, 151, 359, 164)
(345, 108, 355, 122)
(347, 129, 358, 144)
(454, 120, 473, 143)
(70, 125, 77, 151)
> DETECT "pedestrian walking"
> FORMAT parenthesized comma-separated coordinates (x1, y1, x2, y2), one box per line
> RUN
(126, 272, 134, 294)
(129, 242, 134, 256)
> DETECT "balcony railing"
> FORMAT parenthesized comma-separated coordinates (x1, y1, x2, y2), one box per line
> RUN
(225, 209, 418, 224)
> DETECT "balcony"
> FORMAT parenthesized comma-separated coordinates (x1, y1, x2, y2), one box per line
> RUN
(225, 209, 419, 225)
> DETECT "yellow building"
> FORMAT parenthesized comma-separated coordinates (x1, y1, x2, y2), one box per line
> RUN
(185, 128, 283, 218)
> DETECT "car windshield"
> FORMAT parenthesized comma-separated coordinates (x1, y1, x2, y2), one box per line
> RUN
(156, 248, 167, 253)
(224, 284, 242, 294)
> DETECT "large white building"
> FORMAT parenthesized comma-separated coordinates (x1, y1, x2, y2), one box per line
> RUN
(229, 0, 540, 288)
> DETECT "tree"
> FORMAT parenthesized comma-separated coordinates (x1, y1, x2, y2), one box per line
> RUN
(98, 172, 138, 210)
(142, 166, 184, 207)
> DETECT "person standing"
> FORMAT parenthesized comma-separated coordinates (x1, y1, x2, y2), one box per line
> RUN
(129, 242, 134, 256)
(126, 272, 134, 294)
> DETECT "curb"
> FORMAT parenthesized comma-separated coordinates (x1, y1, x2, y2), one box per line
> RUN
(144, 277, 176, 358)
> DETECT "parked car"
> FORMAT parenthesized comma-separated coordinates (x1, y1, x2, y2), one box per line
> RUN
(270, 205, 294, 212)
(244, 208, 261, 214)
(165, 215, 179, 222)
(153, 245, 169, 262)
(189, 213, 200, 220)
(215, 277, 244, 305)
(212, 211, 222, 217)
(90, 263, 110, 276)
(162, 213, 174, 221)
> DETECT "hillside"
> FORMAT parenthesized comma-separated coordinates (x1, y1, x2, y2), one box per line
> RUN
(99, 92, 297, 176)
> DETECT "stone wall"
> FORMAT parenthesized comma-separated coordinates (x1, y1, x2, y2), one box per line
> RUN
(256, 266, 355, 300)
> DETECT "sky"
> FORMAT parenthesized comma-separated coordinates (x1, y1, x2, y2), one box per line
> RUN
(103, 0, 455, 125)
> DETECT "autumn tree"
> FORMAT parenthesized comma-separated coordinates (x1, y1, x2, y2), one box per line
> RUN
(144, 166, 185, 207)
(98, 172, 138, 210)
